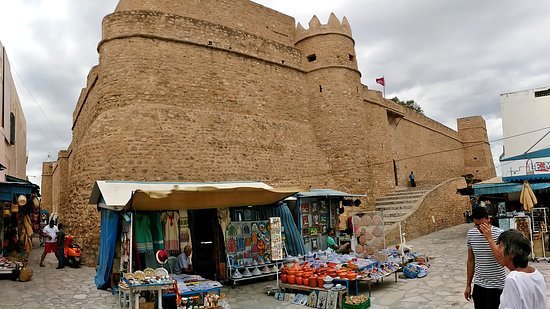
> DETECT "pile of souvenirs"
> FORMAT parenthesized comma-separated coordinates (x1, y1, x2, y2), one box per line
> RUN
(120, 267, 173, 287)
(0, 256, 23, 273)
(231, 261, 279, 279)
(171, 274, 223, 294)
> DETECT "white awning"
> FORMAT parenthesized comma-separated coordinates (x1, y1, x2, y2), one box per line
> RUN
(89, 180, 303, 211)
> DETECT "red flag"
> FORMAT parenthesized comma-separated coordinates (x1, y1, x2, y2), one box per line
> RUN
(376, 77, 385, 86)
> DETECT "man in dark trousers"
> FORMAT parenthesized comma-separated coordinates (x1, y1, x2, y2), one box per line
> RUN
(56, 223, 66, 269)
(409, 171, 416, 187)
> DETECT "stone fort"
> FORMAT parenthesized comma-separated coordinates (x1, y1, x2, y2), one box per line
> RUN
(41, 0, 495, 264)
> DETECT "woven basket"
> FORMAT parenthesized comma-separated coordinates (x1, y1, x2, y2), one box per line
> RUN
(19, 267, 33, 282)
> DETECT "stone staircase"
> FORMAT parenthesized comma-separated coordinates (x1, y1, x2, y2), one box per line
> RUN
(375, 187, 432, 227)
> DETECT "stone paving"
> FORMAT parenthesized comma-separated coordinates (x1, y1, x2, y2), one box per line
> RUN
(1, 223, 549, 308)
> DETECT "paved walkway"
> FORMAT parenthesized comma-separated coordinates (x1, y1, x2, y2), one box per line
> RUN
(2, 224, 549, 308)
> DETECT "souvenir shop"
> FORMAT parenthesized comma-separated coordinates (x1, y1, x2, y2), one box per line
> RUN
(473, 177, 550, 261)
(0, 177, 41, 281)
(90, 180, 301, 307)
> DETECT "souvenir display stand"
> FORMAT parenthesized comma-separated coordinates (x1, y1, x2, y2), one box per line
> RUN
(278, 282, 347, 308)
(298, 198, 339, 252)
(531, 208, 549, 262)
(226, 220, 282, 287)
(513, 215, 534, 259)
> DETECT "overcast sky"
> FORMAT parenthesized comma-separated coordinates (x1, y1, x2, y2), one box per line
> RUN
(1, 0, 550, 186)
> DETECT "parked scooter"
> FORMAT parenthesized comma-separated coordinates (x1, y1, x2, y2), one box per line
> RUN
(64, 235, 82, 267)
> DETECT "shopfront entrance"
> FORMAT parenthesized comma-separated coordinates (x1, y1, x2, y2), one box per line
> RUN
(189, 209, 224, 280)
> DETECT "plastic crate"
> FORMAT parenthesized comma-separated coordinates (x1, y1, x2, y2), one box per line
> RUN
(342, 298, 371, 309)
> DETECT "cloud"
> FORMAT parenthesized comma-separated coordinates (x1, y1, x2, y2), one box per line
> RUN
(2, 0, 550, 186)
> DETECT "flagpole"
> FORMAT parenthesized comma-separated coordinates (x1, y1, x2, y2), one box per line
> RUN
(383, 75, 385, 98)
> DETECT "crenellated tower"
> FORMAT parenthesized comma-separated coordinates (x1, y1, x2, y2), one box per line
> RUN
(295, 14, 382, 198)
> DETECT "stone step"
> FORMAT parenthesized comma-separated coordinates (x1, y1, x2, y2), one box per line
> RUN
(383, 215, 408, 224)
(375, 198, 419, 205)
(375, 204, 415, 211)
(382, 191, 428, 198)
(378, 209, 410, 218)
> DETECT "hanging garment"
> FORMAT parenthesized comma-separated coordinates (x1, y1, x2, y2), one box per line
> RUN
(162, 211, 180, 252)
(179, 210, 191, 251)
(134, 213, 153, 253)
(147, 212, 165, 251)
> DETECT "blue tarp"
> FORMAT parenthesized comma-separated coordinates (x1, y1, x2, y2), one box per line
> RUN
(95, 206, 120, 289)
(260, 204, 305, 257)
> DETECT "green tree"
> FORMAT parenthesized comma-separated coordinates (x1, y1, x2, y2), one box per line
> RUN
(390, 96, 424, 114)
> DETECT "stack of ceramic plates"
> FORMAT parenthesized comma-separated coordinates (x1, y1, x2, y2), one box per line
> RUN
(232, 269, 243, 279)
(242, 268, 252, 277)
(323, 275, 333, 284)
(155, 268, 169, 277)
(331, 284, 345, 291)
(323, 283, 334, 289)
(143, 268, 156, 277)
(252, 267, 262, 276)
(271, 265, 279, 273)
(252, 260, 259, 266)
(261, 266, 270, 274)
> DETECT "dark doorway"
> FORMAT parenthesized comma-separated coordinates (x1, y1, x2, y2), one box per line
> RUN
(393, 159, 398, 186)
(188, 209, 224, 280)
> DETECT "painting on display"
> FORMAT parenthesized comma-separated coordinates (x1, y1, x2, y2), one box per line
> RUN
(301, 203, 310, 214)
(351, 211, 385, 257)
(226, 220, 272, 265)
(269, 217, 283, 261)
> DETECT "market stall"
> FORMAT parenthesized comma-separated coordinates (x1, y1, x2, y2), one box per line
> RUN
(90, 180, 303, 307)
(1, 178, 40, 281)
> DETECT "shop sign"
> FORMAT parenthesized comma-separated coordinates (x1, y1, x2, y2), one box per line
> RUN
(502, 157, 550, 178)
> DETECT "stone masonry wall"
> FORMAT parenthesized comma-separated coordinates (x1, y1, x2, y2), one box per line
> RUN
(47, 1, 495, 265)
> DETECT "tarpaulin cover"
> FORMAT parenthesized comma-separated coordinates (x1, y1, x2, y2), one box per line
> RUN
(95, 206, 120, 289)
(260, 204, 305, 257)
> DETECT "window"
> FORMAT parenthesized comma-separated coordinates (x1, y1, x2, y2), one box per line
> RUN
(307, 54, 317, 62)
(9, 112, 15, 145)
(349, 54, 355, 61)
(534, 89, 550, 98)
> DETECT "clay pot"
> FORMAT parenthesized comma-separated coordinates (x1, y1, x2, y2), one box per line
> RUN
(287, 269, 296, 276)
(296, 276, 303, 285)
(296, 271, 304, 277)
(281, 274, 288, 283)
(310, 275, 318, 288)
(303, 278, 309, 286)
(281, 267, 288, 275)
(287, 274, 296, 285)
(317, 276, 325, 287)
(348, 272, 358, 280)
(303, 271, 312, 278)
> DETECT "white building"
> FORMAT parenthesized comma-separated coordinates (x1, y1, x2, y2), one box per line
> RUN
(500, 85, 550, 181)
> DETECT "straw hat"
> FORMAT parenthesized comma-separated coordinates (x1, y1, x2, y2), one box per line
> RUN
(17, 195, 27, 206)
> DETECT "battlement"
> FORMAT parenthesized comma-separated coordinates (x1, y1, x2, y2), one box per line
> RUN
(295, 13, 353, 43)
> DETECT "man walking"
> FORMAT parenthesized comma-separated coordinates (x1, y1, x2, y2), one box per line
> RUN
(56, 223, 66, 269)
(409, 171, 416, 187)
(40, 220, 59, 267)
(464, 207, 506, 308)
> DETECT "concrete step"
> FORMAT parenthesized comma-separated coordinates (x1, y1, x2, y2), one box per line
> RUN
(375, 198, 419, 205)
(383, 215, 408, 224)
(378, 209, 410, 218)
(382, 191, 428, 198)
(375, 204, 415, 211)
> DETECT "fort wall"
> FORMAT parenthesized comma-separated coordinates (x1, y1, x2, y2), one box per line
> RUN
(46, 1, 495, 265)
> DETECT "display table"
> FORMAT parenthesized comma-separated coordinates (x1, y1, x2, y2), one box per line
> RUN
(358, 269, 399, 297)
(119, 282, 174, 309)
(279, 283, 347, 308)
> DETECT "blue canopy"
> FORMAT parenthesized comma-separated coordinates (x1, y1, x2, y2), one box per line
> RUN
(473, 181, 550, 195)
(95, 206, 120, 289)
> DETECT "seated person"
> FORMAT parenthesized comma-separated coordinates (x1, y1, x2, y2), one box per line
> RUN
(177, 245, 193, 274)
(326, 228, 352, 254)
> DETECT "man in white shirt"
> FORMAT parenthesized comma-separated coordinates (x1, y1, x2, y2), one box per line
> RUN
(177, 245, 193, 274)
(40, 220, 59, 267)
(480, 227, 547, 309)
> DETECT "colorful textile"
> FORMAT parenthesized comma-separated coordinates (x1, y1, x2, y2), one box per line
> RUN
(148, 212, 165, 251)
(162, 211, 180, 252)
(135, 213, 153, 253)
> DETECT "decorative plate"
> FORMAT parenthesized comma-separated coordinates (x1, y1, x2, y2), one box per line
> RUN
(144, 268, 155, 277)
(155, 267, 169, 277)
(133, 271, 145, 280)
(124, 273, 135, 280)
